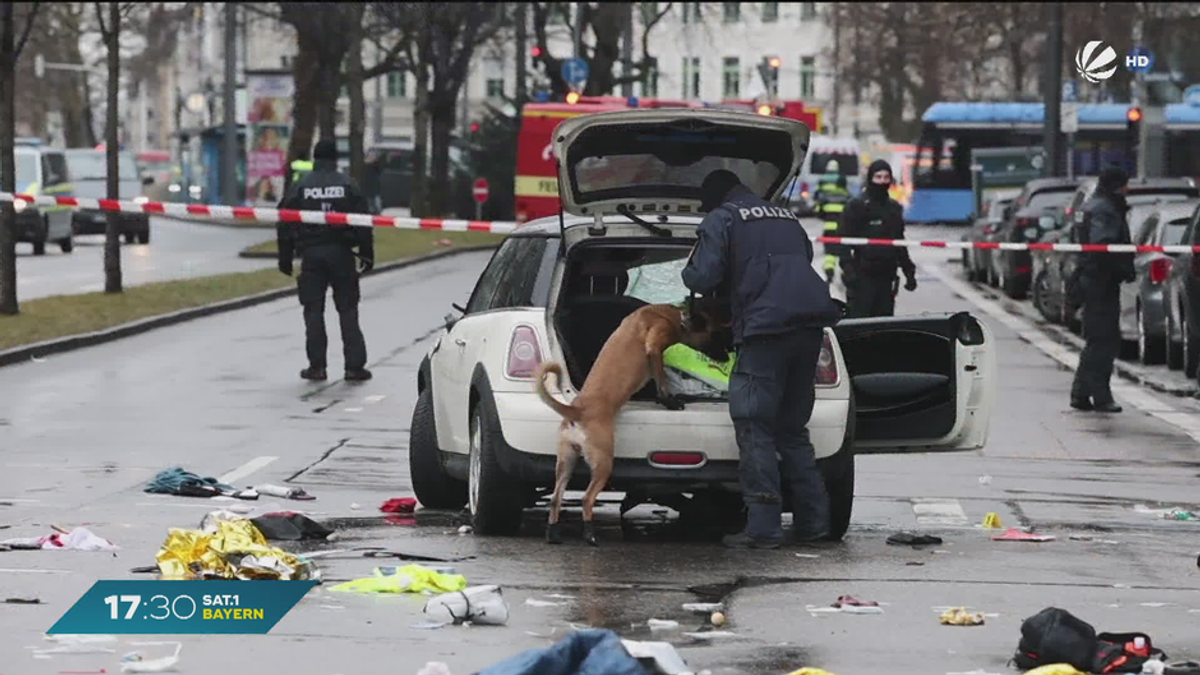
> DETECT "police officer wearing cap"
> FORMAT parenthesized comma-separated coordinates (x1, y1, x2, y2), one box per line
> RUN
(1069, 166, 1135, 413)
(682, 169, 842, 549)
(277, 138, 375, 382)
(840, 159, 917, 317)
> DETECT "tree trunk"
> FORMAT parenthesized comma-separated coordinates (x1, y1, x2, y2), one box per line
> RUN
(317, 62, 338, 142)
(1010, 39, 1025, 100)
(515, 2, 527, 106)
(0, 3, 18, 315)
(411, 66, 430, 217)
(347, 24, 365, 188)
(103, 2, 122, 294)
(428, 93, 455, 217)
(285, 38, 321, 193)
(81, 71, 98, 147)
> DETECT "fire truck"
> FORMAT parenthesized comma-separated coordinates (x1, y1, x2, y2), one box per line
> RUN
(513, 95, 824, 223)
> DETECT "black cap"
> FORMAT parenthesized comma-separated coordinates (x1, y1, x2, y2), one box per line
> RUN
(1098, 165, 1129, 193)
(699, 169, 742, 211)
(313, 139, 338, 162)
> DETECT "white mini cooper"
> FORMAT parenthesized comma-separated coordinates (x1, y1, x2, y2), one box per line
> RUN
(409, 108, 997, 539)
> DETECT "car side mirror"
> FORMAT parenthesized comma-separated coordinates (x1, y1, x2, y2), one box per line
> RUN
(452, 302, 466, 313)
(142, 176, 154, 186)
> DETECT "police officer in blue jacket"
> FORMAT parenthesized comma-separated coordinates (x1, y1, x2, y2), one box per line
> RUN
(682, 169, 842, 549)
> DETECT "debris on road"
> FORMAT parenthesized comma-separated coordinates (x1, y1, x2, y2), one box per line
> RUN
(991, 527, 1056, 542)
(34, 634, 118, 656)
(2, 526, 118, 551)
(831, 595, 883, 614)
(982, 512, 1003, 529)
(380, 497, 418, 513)
(424, 585, 510, 625)
(361, 549, 475, 563)
(681, 630, 742, 640)
(886, 532, 943, 547)
(475, 629, 687, 674)
(1022, 666, 1086, 675)
(978, 475, 993, 486)
(458, 525, 473, 535)
(647, 619, 680, 632)
(939, 607, 985, 626)
(1011, 607, 1166, 673)
(710, 611, 725, 626)
(622, 639, 691, 674)
(249, 512, 334, 541)
(1133, 504, 1199, 520)
(6, 596, 40, 603)
(417, 662, 454, 675)
(120, 642, 182, 673)
(330, 564, 466, 594)
(254, 484, 316, 501)
(156, 518, 315, 580)
(1068, 534, 1120, 544)
(785, 669, 840, 675)
(144, 468, 234, 498)
(682, 602, 722, 614)
(525, 598, 566, 608)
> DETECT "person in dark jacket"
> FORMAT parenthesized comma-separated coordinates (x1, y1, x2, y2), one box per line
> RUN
(277, 138, 375, 382)
(681, 169, 842, 549)
(1069, 166, 1135, 413)
(840, 160, 917, 317)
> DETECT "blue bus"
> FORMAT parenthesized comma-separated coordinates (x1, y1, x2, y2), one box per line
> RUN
(905, 101, 1200, 225)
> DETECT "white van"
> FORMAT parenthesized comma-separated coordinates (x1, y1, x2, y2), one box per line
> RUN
(786, 136, 863, 216)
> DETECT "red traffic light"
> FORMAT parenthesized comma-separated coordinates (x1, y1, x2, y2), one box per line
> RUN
(767, 56, 781, 69)
(469, 122, 480, 133)
(1127, 107, 1143, 123)
(530, 46, 543, 58)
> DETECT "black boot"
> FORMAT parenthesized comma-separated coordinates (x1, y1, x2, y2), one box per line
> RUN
(582, 521, 598, 547)
(721, 531, 782, 549)
(721, 503, 783, 549)
(545, 522, 563, 545)
(1069, 397, 1093, 411)
(1093, 400, 1123, 413)
(345, 368, 373, 382)
(300, 366, 327, 381)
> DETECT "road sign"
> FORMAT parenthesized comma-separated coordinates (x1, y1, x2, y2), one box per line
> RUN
(561, 58, 589, 87)
(1060, 102, 1080, 134)
(1062, 80, 1079, 103)
(34, 54, 44, 79)
(1185, 85, 1200, 107)
(472, 178, 490, 204)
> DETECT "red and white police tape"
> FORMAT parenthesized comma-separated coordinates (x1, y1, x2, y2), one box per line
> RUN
(2, 191, 1196, 254)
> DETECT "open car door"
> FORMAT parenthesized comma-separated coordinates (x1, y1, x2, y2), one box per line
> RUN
(833, 311, 996, 452)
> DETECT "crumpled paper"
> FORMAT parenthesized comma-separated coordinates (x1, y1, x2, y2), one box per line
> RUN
(939, 607, 985, 626)
(330, 564, 466, 595)
(155, 518, 313, 580)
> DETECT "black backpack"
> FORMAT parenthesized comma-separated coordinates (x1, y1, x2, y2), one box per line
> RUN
(1011, 608, 1166, 673)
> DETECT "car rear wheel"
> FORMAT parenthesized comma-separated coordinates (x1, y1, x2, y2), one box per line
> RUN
(58, 236, 73, 253)
(1138, 304, 1165, 365)
(124, 232, 135, 245)
(408, 388, 467, 509)
(1183, 312, 1199, 378)
(1033, 271, 1052, 321)
(962, 250, 977, 281)
(138, 230, 150, 245)
(468, 395, 527, 536)
(1166, 311, 1185, 371)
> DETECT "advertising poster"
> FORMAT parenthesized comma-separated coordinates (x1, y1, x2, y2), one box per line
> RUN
(246, 72, 294, 206)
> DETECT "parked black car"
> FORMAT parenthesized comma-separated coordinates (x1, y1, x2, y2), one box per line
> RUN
(989, 177, 1081, 299)
(364, 142, 475, 218)
(1038, 177, 1200, 338)
(1160, 202, 1200, 377)
(962, 190, 1019, 282)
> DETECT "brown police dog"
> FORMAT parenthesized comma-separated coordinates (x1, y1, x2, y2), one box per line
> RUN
(534, 299, 729, 546)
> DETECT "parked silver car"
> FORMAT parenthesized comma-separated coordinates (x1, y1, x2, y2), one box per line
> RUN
(1121, 200, 1200, 365)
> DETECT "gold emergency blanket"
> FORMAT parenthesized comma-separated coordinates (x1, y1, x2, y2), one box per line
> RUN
(155, 518, 313, 580)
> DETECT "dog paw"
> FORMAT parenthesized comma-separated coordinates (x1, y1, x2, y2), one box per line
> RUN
(546, 523, 563, 545)
(658, 395, 685, 411)
(582, 522, 598, 547)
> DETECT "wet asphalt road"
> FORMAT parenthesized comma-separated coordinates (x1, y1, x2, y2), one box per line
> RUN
(16, 217, 272, 300)
(0, 224, 1199, 675)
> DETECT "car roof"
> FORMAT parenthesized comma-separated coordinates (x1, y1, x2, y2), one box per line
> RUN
(1077, 175, 1198, 190)
(1149, 200, 1200, 221)
(512, 213, 705, 239)
(1026, 177, 1082, 191)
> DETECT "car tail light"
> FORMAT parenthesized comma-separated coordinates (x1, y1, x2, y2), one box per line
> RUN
(648, 451, 706, 467)
(505, 325, 542, 378)
(1150, 258, 1172, 284)
(815, 332, 839, 387)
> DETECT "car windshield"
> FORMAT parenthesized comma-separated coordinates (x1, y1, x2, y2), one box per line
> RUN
(2, 153, 37, 186)
(65, 151, 139, 181)
(1026, 189, 1075, 211)
(809, 152, 859, 177)
(1163, 218, 1190, 246)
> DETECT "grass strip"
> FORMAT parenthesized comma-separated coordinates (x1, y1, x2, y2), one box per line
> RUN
(0, 229, 503, 352)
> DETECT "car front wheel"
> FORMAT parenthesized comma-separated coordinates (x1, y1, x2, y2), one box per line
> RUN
(408, 388, 467, 509)
(468, 395, 528, 536)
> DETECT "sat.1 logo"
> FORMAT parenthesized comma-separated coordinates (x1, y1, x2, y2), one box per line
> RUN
(1074, 41, 1155, 82)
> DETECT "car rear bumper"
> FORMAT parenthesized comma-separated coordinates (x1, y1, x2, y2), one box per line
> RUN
(72, 211, 149, 235)
(14, 211, 44, 242)
(481, 391, 849, 489)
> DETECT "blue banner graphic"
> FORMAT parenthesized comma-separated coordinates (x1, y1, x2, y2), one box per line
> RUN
(48, 580, 317, 634)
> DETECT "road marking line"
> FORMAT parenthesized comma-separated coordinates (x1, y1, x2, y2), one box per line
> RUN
(218, 455, 278, 485)
(925, 263, 1200, 445)
(912, 498, 970, 526)
(0, 568, 72, 574)
(364, 395, 386, 404)
(344, 407, 364, 412)
(0, 498, 41, 503)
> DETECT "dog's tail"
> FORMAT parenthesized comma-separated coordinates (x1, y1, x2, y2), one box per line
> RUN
(534, 362, 582, 422)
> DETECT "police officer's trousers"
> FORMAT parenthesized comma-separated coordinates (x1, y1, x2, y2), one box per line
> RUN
(297, 243, 367, 371)
(846, 273, 897, 318)
(1070, 278, 1121, 405)
(729, 327, 830, 541)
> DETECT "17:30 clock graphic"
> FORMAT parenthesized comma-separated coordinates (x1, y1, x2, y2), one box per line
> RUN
(49, 581, 317, 635)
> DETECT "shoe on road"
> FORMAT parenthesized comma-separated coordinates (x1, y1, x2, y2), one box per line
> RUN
(721, 531, 782, 550)
(345, 368, 373, 382)
(1069, 398, 1093, 411)
(300, 367, 328, 381)
(1092, 401, 1122, 413)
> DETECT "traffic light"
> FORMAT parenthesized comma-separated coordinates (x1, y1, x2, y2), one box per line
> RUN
(566, 91, 581, 104)
(469, 122, 480, 133)
(530, 46, 542, 58)
(1126, 106, 1141, 160)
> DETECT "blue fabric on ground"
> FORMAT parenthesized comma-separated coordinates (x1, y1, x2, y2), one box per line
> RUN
(144, 467, 234, 495)
(474, 629, 650, 675)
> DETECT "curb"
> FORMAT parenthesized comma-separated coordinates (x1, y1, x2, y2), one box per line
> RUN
(0, 244, 498, 369)
(158, 213, 273, 229)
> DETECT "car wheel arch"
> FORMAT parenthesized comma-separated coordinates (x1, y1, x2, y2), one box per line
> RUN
(417, 355, 432, 395)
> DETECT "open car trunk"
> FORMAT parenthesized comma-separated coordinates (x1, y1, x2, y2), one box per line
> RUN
(553, 238, 700, 401)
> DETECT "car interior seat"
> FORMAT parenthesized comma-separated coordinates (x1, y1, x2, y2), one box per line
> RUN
(555, 260, 652, 393)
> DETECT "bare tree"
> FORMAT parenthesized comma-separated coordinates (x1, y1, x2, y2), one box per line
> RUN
(95, 2, 137, 293)
(529, 1, 673, 98)
(0, 1, 41, 315)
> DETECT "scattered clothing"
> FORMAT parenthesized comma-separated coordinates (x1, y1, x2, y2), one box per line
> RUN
(2, 526, 118, 551)
(476, 629, 651, 675)
(380, 497, 418, 514)
(329, 564, 466, 595)
(886, 532, 943, 546)
(144, 468, 234, 498)
(250, 512, 334, 541)
(992, 527, 1056, 542)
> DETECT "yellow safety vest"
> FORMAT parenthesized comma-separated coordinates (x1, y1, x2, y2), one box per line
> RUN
(662, 344, 737, 391)
(817, 185, 850, 232)
(290, 159, 313, 183)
